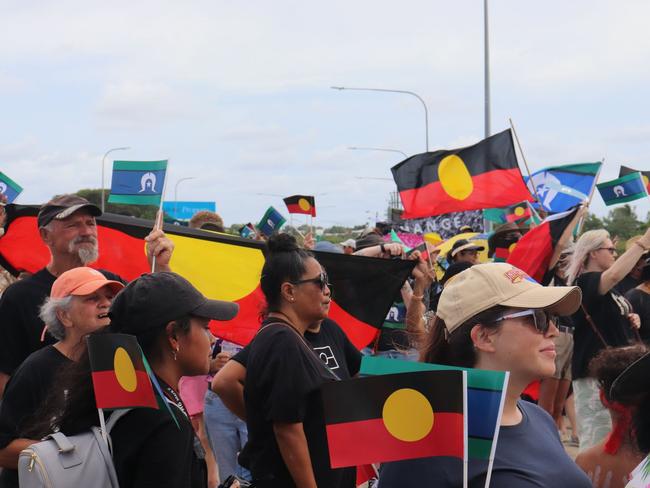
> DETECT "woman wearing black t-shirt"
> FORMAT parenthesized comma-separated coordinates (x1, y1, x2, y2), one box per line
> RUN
(566, 228, 650, 452)
(244, 234, 352, 488)
(25, 272, 239, 488)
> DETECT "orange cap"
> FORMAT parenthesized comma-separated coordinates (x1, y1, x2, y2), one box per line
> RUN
(51, 267, 124, 299)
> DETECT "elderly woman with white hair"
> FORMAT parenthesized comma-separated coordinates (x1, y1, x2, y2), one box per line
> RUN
(567, 227, 650, 452)
(0, 267, 123, 488)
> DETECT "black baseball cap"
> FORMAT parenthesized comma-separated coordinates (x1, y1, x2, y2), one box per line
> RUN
(610, 351, 650, 401)
(109, 272, 239, 334)
(38, 195, 102, 228)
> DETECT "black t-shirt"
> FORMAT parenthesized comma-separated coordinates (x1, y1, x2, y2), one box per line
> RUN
(626, 287, 650, 343)
(0, 268, 124, 375)
(0, 345, 71, 488)
(242, 318, 353, 488)
(572, 272, 636, 379)
(615, 274, 641, 295)
(374, 298, 411, 351)
(110, 404, 207, 488)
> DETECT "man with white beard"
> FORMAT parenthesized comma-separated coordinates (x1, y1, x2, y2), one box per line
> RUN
(0, 194, 174, 397)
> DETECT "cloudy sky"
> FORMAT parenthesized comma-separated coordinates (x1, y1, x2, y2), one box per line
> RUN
(2, 0, 650, 227)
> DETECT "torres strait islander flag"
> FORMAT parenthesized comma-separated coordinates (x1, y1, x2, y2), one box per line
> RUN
(619, 165, 650, 194)
(86, 333, 157, 409)
(322, 370, 466, 468)
(283, 195, 316, 217)
(391, 130, 533, 219)
(0, 206, 414, 349)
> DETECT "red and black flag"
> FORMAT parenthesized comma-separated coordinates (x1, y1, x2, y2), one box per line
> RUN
(87, 333, 157, 410)
(620, 165, 650, 193)
(0, 205, 414, 349)
(507, 206, 580, 283)
(391, 129, 533, 219)
(322, 370, 466, 468)
(283, 195, 316, 217)
(504, 201, 532, 223)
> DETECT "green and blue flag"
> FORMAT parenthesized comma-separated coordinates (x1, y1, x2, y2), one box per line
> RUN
(597, 172, 648, 206)
(257, 206, 286, 237)
(108, 160, 168, 206)
(525, 162, 602, 213)
(0, 172, 23, 203)
(619, 165, 650, 193)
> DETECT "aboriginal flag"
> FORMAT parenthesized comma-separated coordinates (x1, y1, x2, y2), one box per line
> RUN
(322, 370, 466, 468)
(0, 206, 414, 349)
(392, 130, 533, 219)
(283, 195, 316, 217)
(87, 333, 157, 409)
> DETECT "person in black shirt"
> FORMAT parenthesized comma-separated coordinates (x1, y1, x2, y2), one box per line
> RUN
(0, 266, 124, 488)
(0, 194, 174, 396)
(566, 228, 650, 451)
(625, 261, 650, 343)
(242, 233, 353, 488)
(25, 272, 239, 488)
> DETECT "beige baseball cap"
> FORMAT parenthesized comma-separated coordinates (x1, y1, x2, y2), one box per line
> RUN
(437, 262, 582, 334)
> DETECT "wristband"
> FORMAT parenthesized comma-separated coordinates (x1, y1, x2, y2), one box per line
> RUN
(635, 240, 650, 252)
(411, 294, 424, 300)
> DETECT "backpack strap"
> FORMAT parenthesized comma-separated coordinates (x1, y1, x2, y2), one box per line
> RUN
(49, 432, 76, 454)
(105, 408, 132, 433)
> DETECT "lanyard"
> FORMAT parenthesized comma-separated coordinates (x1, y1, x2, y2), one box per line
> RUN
(157, 376, 190, 419)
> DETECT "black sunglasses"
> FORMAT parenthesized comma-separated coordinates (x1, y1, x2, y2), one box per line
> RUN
(494, 309, 556, 335)
(291, 272, 331, 291)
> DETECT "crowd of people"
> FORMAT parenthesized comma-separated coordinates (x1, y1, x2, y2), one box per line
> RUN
(0, 194, 649, 488)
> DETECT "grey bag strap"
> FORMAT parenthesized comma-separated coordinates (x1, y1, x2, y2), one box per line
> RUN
(103, 408, 133, 455)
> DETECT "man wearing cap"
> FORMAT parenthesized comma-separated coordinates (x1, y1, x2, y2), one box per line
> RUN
(446, 238, 484, 266)
(340, 238, 356, 255)
(0, 267, 124, 487)
(0, 194, 173, 396)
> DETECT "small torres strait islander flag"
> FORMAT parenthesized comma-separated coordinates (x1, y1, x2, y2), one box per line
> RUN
(0, 172, 23, 204)
(108, 160, 168, 206)
(322, 370, 466, 468)
(283, 195, 316, 217)
(391, 129, 533, 219)
(87, 333, 157, 409)
(597, 172, 648, 206)
(619, 165, 650, 193)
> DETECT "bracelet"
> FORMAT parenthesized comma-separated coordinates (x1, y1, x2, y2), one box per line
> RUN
(411, 294, 424, 300)
(635, 240, 650, 252)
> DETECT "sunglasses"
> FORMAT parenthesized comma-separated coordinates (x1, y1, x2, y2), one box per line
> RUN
(291, 272, 331, 292)
(494, 309, 555, 335)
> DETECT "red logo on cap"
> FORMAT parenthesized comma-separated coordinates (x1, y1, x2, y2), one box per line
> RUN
(504, 268, 529, 284)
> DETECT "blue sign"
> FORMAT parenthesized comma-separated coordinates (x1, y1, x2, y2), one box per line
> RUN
(163, 201, 216, 221)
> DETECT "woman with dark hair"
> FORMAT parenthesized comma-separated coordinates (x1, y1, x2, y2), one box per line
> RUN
(378, 263, 591, 488)
(24, 272, 238, 488)
(575, 345, 647, 488)
(243, 233, 352, 488)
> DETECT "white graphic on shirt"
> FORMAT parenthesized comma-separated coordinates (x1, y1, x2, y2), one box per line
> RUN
(312, 345, 340, 370)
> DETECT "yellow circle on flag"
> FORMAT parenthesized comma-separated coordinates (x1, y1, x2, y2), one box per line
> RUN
(298, 198, 311, 211)
(382, 388, 434, 442)
(643, 175, 649, 189)
(114, 347, 137, 393)
(514, 206, 525, 216)
(508, 242, 517, 254)
(438, 155, 473, 200)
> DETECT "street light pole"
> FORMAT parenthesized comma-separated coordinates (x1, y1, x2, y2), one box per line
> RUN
(348, 146, 408, 158)
(174, 177, 197, 215)
(484, 0, 491, 138)
(331, 86, 429, 151)
(101, 146, 130, 212)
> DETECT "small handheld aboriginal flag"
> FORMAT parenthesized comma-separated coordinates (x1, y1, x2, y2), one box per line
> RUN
(87, 333, 158, 409)
(108, 160, 168, 206)
(283, 195, 316, 217)
(322, 369, 466, 468)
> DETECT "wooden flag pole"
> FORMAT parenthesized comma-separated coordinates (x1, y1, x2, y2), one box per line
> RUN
(509, 118, 543, 206)
(576, 158, 603, 235)
(151, 163, 169, 272)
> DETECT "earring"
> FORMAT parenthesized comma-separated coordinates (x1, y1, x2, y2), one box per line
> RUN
(172, 345, 179, 361)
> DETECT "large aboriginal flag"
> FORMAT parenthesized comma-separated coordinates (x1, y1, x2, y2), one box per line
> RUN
(87, 333, 157, 409)
(322, 370, 466, 468)
(0, 205, 414, 348)
(283, 195, 316, 217)
(392, 130, 533, 219)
